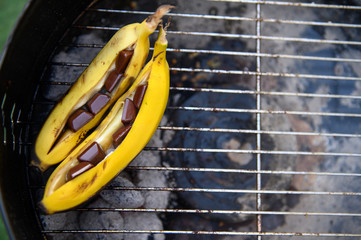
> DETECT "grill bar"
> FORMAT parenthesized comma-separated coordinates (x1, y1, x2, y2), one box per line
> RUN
(73, 26, 361, 46)
(170, 86, 361, 99)
(169, 67, 361, 81)
(42, 229, 361, 237)
(26, 102, 361, 118)
(146, 147, 361, 157)
(35, 82, 361, 101)
(78, 208, 361, 217)
(127, 166, 361, 177)
(1, 94, 7, 146)
(155, 126, 361, 139)
(255, 2, 262, 238)
(50, 62, 361, 82)
(168, 31, 361, 46)
(109, 186, 361, 196)
(89, 9, 361, 29)
(56, 45, 361, 63)
(16, 124, 361, 140)
(166, 48, 361, 63)
(21, 144, 357, 160)
(28, 184, 361, 196)
(210, 0, 361, 10)
(168, 106, 361, 118)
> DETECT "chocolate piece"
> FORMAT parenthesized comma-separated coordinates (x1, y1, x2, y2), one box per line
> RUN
(112, 125, 132, 147)
(121, 98, 137, 124)
(87, 93, 110, 115)
(105, 70, 123, 93)
(133, 84, 148, 109)
(78, 142, 106, 165)
(67, 162, 94, 181)
(115, 49, 134, 73)
(67, 109, 94, 132)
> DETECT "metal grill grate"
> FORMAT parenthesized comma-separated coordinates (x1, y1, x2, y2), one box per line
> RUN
(18, 0, 361, 239)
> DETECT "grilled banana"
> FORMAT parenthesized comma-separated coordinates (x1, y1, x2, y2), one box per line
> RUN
(32, 5, 173, 171)
(40, 25, 170, 214)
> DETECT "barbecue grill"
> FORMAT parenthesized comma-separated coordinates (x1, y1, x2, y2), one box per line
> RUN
(1, 0, 361, 239)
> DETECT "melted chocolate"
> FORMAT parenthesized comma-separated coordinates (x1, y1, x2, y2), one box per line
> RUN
(116, 49, 134, 74)
(67, 162, 94, 180)
(112, 125, 132, 147)
(105, 70, 123, 93)
(78, 142, 105, 165)
(87, 93, 110, 115)
(133, 84, 148, 109)
(121, 98, 137, 124)
(67, 109, 93, 132)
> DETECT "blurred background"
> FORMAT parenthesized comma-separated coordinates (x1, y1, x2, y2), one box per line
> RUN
(0, 0, 28, 239)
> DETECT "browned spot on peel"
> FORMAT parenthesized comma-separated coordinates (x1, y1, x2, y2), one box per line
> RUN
(78, 182, 89, 193)
(78, 174, 96, 192)
(81, 74, 86, 84)
(110, 36, 121, 47)
(103, 160, 107, 170)
(53, 127, 60, 138)
(90, 173, 97, 185)
(76, 130, 88, 144)
(153, 51, 164, 62)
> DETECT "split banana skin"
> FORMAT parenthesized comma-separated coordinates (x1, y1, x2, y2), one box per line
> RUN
(33, 5, 173, 214)
(32, 5, 173, 171)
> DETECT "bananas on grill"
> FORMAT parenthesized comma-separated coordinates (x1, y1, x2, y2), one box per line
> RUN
(32, 5, 173, 171)
(40, 22, 170, 214)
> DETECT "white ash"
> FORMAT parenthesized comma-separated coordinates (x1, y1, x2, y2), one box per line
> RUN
(79, 209, 124, 240)
(100, 174, 145, 209)
(135, 159, 169, 209)
(39, 210, 79, 240)
(79, 210, 124, 230)
(85, 196, 114, 209)
(40, 211, 78, 231)
(42, 33, 102, 101)
(52, 33, 101, 63)
(121, 212, 165, 240)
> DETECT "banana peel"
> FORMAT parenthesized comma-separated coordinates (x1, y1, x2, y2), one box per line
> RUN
(32, 5, 173, 171)
(40, 26, 170, 214)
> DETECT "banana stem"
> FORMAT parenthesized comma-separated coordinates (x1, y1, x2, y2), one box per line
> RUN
(146, 5, 174, 31)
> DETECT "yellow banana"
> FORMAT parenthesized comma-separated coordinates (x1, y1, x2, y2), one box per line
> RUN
(40, 25, 170, 214)
(32, 5, 173, 172)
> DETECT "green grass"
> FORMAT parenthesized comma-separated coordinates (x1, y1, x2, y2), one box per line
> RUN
(0, 0, 28, 51)
(0, 0, 28, 239)
(0, 217, 9, 240)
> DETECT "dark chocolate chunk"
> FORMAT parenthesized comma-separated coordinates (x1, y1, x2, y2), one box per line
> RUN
(67, 162, 94, 181)
(78, 142, 106, 165)
(67, 109, 94, 132)
(121, 98, 137, 124)
(133, 84, 148, 109)
(115, 49, 134, 74)
(105, 70, 123, 93)
(87, 93, 111, 115)
(112, 125, 132, 147)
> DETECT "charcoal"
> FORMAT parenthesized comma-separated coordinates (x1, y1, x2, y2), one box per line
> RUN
(135, 151, 169, 209)
(40, 211, 79, 240)
(100, 175, 145, 209)
(79, 209, 124, 240)
(121, 212, 165, 240)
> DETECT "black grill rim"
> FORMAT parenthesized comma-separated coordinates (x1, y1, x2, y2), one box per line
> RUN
(0, 0, 94, 239)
